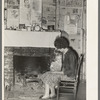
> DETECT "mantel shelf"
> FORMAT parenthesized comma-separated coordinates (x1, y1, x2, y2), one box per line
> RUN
(4, 30, 61, 48)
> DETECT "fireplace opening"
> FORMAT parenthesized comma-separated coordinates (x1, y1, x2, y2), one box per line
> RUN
(13, 55, 50, 85)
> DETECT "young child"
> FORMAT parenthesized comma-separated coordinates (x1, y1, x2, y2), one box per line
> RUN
(50, 52, 62, 72)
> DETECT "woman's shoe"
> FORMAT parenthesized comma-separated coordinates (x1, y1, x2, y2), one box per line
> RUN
(39, 95, 50, 100)
(50, 95, 56, 99)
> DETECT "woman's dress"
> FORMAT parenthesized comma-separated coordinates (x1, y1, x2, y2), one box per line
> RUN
(38, 54, 72, 87)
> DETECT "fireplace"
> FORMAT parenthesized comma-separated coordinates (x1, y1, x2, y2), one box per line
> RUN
(13, 55, 50, 85)
(14, 55, 50, 74)
(4, 47, 55, 87)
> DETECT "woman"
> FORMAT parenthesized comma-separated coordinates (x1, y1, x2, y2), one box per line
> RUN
(39, 36, 78, 99)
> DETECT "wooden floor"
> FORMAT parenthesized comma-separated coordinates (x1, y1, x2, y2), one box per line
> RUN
(55, 82, 86, 100)
(4, 82, 86, 100)
(77, 82, 86, 100)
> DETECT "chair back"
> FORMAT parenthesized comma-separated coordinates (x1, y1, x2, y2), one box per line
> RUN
(75, 54, 84, 80)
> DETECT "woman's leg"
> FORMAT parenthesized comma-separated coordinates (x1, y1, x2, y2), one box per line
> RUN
(42, 83, 50, 99)
(50, 86, 56, 97)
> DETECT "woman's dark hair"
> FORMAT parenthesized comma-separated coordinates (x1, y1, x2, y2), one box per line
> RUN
(54, 36, 69, 49)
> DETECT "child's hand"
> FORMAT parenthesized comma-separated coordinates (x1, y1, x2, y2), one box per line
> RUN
(50, 64, 55, 71)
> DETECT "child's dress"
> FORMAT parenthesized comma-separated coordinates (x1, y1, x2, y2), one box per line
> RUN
(38, 54, 72, 87)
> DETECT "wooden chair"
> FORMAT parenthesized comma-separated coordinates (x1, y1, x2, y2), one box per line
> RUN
(56, 54, 84, 100)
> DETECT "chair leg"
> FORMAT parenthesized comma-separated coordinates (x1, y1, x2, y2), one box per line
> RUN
(74, 85, 79, 100)
(57, 86, 60, 100)
(74, 91, 77, 100)
(74, 86, 77, 100)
